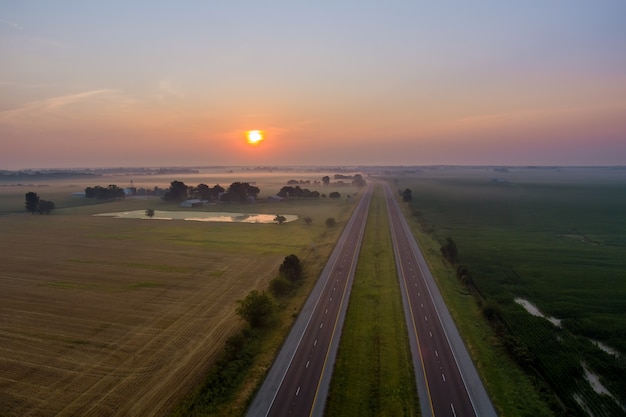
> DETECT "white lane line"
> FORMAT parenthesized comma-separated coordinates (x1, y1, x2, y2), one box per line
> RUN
(451, 403, 457, 417)
(314, 339, 317, 347)
(429, 331, 433, 337)
(306, 360, 310, 368)
(425, 315, 428, 321)
(325, 309, 328, 314)
(442, 373, 446, 382)
(296, 386, 301, 396)
(435, 350, 439, 357)
(320, 323, 324, 328)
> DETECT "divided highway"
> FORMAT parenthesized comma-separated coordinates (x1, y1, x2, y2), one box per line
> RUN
(247, 182, 496, 417)
(246, 184, 373, 417)
(384, 183, 497, 417)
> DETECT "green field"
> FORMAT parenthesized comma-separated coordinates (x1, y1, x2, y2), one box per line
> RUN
(393, 167, 626, 417)
(325, 184, 419, 417)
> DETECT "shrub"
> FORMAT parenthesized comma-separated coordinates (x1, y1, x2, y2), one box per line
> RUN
(236, 290, 277, 328)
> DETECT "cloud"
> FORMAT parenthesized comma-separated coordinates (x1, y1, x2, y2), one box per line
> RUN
(0, 89, 132, 124)
(0, 19, 23, 30)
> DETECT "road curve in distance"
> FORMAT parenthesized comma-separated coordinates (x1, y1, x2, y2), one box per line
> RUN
(246, 184, 373, 417)
(384, 183, 497, 417)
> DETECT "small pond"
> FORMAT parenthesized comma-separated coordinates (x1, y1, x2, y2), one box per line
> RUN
(94, 210, 298, 224)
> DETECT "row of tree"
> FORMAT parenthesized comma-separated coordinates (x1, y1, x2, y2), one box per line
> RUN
(236, 254, 304, 327)
(85, 185, 126, 199)
(24, 192, 55, 214)
(162, 181, 259, 203)
(321, 174, 366, 187)
(277, 186, 320, 199)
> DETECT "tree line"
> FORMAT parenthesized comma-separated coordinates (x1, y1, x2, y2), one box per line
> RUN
(162, 180, 259, 203)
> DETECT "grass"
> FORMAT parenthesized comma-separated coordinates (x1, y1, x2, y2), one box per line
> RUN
(392, 168, 626, 417)
(325, 184, 419, 417)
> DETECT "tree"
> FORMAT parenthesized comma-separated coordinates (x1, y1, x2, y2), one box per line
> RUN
(322, 175, 330, 186)
(303, 216, 313, 225)
(269, 277, 294, 297)
(280, 254, 303, 283)
(194, 183, 211, 200)
(274, 215, 287, 225)
(163, 180, 189, 202)
(236, 290, 277, 328)
(211, 184, 225, 200)
(145, 209, 155, 219)
(402, 188, 413, 202)
(224, 182, 260, 203)
(325, 217, 336, 227)
(37, 200, 55, 214)
(352, 174, 366, 187)
(440, 237, 458, 262)
(329, 191, 341, 199)
(25, 192, 39, 214)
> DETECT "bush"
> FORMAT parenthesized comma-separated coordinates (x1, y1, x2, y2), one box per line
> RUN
(236, 290, 277, 328)
(325, 217, 336, 227)
(269, 277, 294, 297)
(280, 254, 302, 283)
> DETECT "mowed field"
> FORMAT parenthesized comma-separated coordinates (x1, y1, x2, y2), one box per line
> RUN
(0, 169, 360, 417)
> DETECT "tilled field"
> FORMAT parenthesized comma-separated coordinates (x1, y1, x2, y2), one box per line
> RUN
(0, 215, 282, 416)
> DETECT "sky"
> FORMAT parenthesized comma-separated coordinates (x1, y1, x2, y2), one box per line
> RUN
(1, 1, 625, 169)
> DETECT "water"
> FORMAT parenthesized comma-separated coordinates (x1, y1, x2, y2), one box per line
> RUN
(94, 210, 298, 224)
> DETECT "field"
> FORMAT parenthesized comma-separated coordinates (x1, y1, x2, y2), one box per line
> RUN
(0, 169, 361, 417)
(393, 166, 626, 417)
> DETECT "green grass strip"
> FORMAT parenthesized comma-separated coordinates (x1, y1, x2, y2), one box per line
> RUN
(325, 184, 420, 417)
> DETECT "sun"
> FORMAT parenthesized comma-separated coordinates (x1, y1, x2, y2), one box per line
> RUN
(246, 130, 264, 145)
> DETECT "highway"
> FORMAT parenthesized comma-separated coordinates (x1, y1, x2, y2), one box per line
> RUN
(384, 183, 497, 417)
(246, 184, 373, 417)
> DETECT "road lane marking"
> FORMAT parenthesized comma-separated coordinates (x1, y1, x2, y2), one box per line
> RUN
(435, 350, 439, 357)
(442, 373, 446, 382)
(296, 386, 301, 396)
(314, 339, 317, 347)
(306, 361, 310, 368)
(451, 403, 457, 417)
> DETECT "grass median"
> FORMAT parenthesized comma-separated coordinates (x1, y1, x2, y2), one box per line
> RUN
(325, 184, 420, 417)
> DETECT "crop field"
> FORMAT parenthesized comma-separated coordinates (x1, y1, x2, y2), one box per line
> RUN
(394, 166, 626, 417)
(0, 169, 361, 417)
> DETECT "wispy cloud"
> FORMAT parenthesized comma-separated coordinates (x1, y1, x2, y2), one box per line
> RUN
(0, 19, 23, 30)
(0, 89, 133, 124)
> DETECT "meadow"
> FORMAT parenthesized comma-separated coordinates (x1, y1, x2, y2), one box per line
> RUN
(394, 166, 626, 417)
(0, 169, 361, 416)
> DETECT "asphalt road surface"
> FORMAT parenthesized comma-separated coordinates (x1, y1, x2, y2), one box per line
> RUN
(246, 184, 373, 417)
(384, 183, 497, 417)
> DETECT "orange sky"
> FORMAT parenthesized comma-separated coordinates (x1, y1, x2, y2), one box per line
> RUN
(1, 2, 625, 169)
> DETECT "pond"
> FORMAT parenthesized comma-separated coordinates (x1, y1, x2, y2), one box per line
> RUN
(94, 210, 298, 224)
